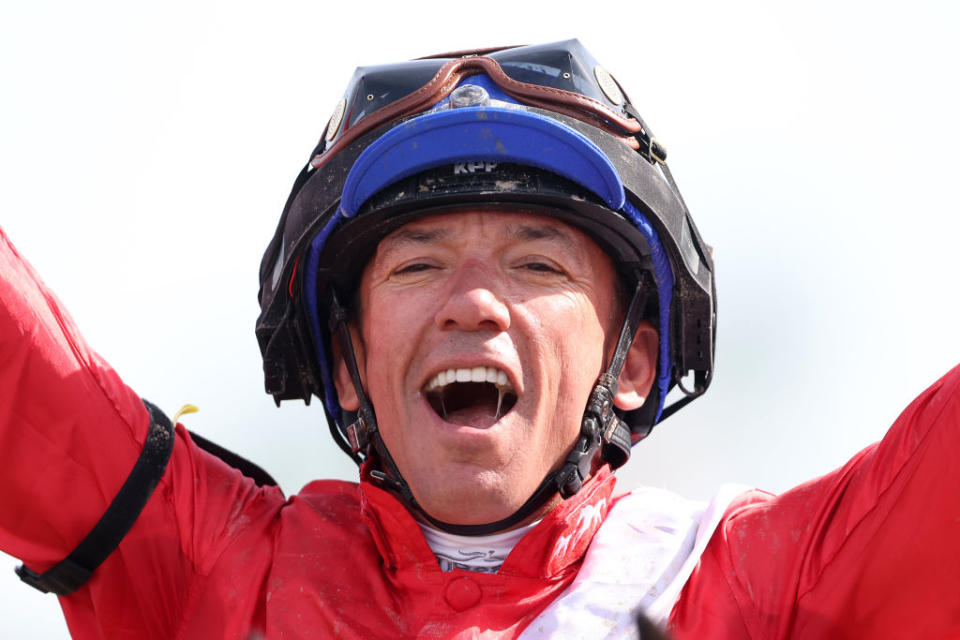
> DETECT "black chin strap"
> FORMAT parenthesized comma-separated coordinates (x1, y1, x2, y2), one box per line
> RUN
(552, 277, 649, 497)
(328, 280, 647, 536)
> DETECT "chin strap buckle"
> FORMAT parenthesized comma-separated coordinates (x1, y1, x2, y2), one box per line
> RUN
(558, 378, 617, 498)
(557, 435, 595, 498)
(345, 404, 377, 454)
(588, 375, 620, 442)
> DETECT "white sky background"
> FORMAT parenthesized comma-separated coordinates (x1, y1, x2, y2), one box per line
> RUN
(2, 1, 959, 636)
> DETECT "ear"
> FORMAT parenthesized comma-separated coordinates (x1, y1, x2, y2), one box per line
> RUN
(613, 320, 658, 411)
(331, 324, 365, 412)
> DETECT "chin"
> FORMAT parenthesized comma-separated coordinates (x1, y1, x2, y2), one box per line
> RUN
(412, 466, 523, 525)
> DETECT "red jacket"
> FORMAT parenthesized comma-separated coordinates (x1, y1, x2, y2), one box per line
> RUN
(3, 226, 959, 639)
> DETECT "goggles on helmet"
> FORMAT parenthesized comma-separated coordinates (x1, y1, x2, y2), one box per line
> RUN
(312, 39, 661, 171)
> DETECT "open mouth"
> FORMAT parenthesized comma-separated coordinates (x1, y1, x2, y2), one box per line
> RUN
(423, 366, 518, 426)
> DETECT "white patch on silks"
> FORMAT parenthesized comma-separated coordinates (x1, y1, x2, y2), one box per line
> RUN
(552, 497, 607, 563)
(577, 500, 606, 535)
(521, 484, 749, 640)
(554, 533, 573, 560)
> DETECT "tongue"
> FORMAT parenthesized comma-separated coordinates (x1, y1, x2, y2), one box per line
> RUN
(443, 402, 501, 428)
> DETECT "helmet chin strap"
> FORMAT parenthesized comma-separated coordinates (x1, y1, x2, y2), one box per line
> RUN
(328, 279, 648, 536)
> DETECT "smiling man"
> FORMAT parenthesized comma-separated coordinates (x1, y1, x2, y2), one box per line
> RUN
(2, 40, 960, 639)
(336, 210, 657, 527)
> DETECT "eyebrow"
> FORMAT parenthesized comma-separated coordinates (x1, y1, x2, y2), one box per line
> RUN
(379, 227, 450, 251)
(508, 223, 578, 249)
(378, 221, 578, 251)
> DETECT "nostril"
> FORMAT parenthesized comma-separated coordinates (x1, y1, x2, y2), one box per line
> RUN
(434, 286, 511, 332)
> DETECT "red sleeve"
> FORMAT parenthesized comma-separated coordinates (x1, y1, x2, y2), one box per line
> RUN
(671, 363, 960, 639)
(0, 228, 285, 639)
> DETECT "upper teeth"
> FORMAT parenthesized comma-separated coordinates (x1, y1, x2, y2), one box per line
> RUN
(425, 366, 510, 391)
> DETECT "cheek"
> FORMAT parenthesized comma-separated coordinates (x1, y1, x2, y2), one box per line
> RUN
(359, 296, 411, 396)
(529, 293, 609, 394)
(554, 292, 609, 355)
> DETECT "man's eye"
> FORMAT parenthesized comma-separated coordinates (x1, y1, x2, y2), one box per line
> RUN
(522, 262, 561, 274)
(394, 262, 436, 275)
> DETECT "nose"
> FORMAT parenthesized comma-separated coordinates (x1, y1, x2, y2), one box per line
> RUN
(434, 262, 510, 332)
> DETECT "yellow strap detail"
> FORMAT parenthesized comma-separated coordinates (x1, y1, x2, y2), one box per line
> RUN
(172, 403, 199, 425)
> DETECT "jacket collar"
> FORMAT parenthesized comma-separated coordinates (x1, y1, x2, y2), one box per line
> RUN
(358, 466, 617, 579)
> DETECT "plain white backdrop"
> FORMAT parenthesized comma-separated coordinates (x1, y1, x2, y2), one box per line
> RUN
(2, 1, 959, 636)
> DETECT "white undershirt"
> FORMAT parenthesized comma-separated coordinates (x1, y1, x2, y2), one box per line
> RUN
(418, 521, 540, 573)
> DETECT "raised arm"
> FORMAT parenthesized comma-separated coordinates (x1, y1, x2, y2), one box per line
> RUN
(671, 364, 960, 639)
(0, 228, 283, 638)
(0, 227, 154, 565)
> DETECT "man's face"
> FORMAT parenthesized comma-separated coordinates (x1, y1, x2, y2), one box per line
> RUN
(337, 209, 654, 525)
